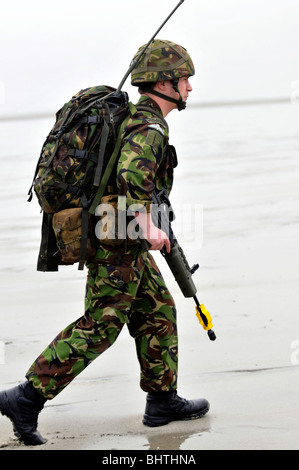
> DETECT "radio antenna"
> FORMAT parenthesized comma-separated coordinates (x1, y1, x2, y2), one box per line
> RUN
(116, 0, 185, 92)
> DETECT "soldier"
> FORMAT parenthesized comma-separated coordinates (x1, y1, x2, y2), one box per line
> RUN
(0, 40, 210, 446)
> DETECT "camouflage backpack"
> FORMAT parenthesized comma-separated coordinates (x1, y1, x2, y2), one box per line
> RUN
(28, 86, 134, 214)
(28, 86, 137, 269)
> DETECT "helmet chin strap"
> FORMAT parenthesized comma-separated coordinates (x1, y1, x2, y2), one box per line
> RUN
(171, 79, 187, 111)
(142, 79, 186, 111)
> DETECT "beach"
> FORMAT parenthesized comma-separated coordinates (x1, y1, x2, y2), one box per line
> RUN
(0, 101, 298, 451)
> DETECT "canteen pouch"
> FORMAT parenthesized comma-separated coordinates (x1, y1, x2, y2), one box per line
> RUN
(52, 208, 96, 267)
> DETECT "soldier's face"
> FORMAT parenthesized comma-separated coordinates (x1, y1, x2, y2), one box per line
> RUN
(163, 76, 193, 106)
(177, 76, 193, 102)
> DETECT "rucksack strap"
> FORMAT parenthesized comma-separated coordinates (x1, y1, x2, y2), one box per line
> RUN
(88, 102, 168, 216)
(135, 105, 169, 133)
(78, 195, 89, 270)
(93, 119, 109, 187)
(88, 102, 137, 215)
(67, 149, 98, 164)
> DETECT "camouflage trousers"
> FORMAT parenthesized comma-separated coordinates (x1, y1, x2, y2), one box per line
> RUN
(26, 244, 178, 399)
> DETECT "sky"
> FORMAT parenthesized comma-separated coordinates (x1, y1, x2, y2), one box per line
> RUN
(0, 0, 299, 117)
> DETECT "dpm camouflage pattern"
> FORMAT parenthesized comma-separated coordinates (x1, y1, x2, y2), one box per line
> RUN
(115, 95, 177, 205)
(33, 85, 128, 214)
(131, 39, 195, 86)
(26, 96, 179, 398)
(26, 244, 178, 398)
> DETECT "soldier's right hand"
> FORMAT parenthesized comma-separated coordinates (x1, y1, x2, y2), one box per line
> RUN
(134, 211, 171, 253)
(146, 226, 171, 253)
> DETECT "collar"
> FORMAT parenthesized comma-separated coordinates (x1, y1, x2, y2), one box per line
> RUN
(137, 95, 164, 116)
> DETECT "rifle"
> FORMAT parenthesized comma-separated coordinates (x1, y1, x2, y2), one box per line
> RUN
(151, 190, 216, 341)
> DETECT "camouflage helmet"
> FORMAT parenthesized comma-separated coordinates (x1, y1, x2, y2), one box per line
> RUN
(131, 39, 195, 86)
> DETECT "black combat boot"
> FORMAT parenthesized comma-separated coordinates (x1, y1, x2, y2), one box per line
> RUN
(143, 390, 210, 427)
(0, 381, 47, 446)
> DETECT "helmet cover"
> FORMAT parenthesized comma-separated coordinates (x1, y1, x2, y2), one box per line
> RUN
(131, 39, 195, 86)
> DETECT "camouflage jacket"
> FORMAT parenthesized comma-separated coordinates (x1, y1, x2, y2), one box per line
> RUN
(37, 95, 177, 271)
(116, 95, 177, 209)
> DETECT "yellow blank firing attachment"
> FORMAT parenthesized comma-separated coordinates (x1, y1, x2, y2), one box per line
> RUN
(195, 304, 216, 341)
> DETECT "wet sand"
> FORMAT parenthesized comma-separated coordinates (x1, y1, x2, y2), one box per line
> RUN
(0, 232, 298, 451)
(0, 103, 299, 450)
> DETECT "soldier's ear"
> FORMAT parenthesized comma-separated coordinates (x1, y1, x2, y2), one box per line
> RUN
(155, 80, 167, 92)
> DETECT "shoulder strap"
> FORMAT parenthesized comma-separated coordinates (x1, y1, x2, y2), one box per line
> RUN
(135, 105, 169, 133)
(88, 102, 137, 215)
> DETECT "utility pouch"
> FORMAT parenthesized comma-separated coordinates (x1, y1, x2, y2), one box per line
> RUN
(52, 208, 96, 267)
